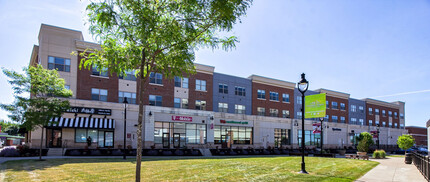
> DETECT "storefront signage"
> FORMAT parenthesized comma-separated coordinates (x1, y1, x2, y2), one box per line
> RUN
(172, 116, 192, 122)
(220, 120, 248, 125)
(305, 93, 326, 118)
(332, 128, 342, 131)
(66, 107, 111, 115)
(312, 123, 321, 134)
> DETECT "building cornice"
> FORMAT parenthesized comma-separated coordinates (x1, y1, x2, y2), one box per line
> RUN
(195, 63, 214, 75)
(362, 98, 400, 109)
(314, 88, 350, 99)
(75, 40, 101, 52)
(248, 75, 296, 89)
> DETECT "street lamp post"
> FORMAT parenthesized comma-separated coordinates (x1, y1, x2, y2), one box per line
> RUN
(123, 97, 128, 160)
(320, 118, 324, 155)
(297, 73, 309, 174)
(376, 124, 380, 149)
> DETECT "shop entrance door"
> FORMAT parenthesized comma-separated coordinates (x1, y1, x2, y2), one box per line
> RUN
(46, 129, 62, 148)
(173, 133, 180, 148)
(221, 135, 227, 148)
(98, 131, 114, 148)
(162, 133, 170, 148)
(274, 137, 280, 148)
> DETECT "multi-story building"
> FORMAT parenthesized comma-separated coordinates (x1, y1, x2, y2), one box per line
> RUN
(405, 126, 427, 146)
(25, 24, 407, 151)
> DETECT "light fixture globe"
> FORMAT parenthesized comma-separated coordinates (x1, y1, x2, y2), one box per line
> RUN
(297, 73, 309, 93)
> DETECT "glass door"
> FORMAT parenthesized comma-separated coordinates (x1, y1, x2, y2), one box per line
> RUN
(98, 131, 114, 148)
(162, 133, 170, 148)
(98, 131, 105, 147)
(221, 135, 227, 148)
(46, 129, 62, 148)
(173, 133, 180, 148)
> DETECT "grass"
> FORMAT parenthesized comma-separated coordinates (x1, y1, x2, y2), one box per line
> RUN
(2, 156, 378, 182)
(387, 154, 405, 158)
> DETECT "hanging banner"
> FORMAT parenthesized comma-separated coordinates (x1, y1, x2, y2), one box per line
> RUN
(305, 93, 326, 118)
(313, 123, 321, 134)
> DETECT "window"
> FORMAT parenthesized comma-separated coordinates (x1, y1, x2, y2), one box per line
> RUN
(282, 110, 290, 118)
(196, 80, 206, 91)
(155, 122, 206, 145)
(235, 86, 246, 96)
(340, 116, 345, 123)
(181, 99, 188, 109)
(75, 129, 100, 143)
(269, 108, 278, 117)
(91, 88, 107, 101)
(332, 116, 338, 123)
(359, 119, 364, 126)
(118, 91, 136, 104)
(369, 120, 373, 125)
(351, 105, 356, 112)
(400, 113, 404, 119)
(297, 96, 302, 104)
(368, 108, 373, 115)
(340, 103, 346, 110)
(400, 124, 404, 129)
(326, 101, 329, 109)
(257, 90, 265, 99)
(382, 121, 386, 127)
(388, 111, 392, 117)
(235, 104, 246, 114)
(375, 109, 380, 115)
(389, 122, 392, 127)
(375, 120, 380, 125)
(218, 83, 228, 94)
(332, 102, 338, 109)
(149, 72, 163, 84)
(48, 56, 70, 72)
(359, 106, 364, 113)
(282, 93, 290, 102)
(174, 76, 189, 88)
(268, 92, 279, 101)
(382, 110, 386, 116)
(324, 115, 329, 121)
(195, 100, 206, 110)
(395, 123, 398, 128)
(214, 126, 253, 144)
(174, 98, 181, 108)
(119, 70, 136, 81)
(297, 130, 320, 146)
(149, 95, 162, 106)
(218, 103, 228, 112)
(257, 107, 265, 116)
(274, 129, 291, 147)
(351, 118, 357, 125)
(394, 112, 398, 118)
(64, 85, 70, 90)
(297, 112, 302, 119)
(92, 65, 108, 77)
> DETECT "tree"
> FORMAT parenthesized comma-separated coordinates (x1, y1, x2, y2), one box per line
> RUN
(357, 132, 374, 153)
(80, 1, 252, 181)
(0, 120, 20, 135)
(0, 65, 72, 160)
(397, 134, 415, 154)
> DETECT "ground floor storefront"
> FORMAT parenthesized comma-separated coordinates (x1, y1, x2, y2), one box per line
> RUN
(26, 100, 407, 151)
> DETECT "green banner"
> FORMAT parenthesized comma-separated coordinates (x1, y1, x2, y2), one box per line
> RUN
(305, 93, 326, 118)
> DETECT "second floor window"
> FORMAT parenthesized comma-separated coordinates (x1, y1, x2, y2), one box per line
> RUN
(359, 119, 364, 126)
(257, 90, 265, 99)
(351, 105, 356, 112)
(340, 116, 345, 123)
(375, 109, 380, 115)
(149, 95, 162, 106)
(235, 104, 246, 114)
(91, 88, 107, 101)
(388, 111, 392, 117)
(195, 100, 206, 110)
(92, 65, 108, 77)
(150, 72, 163, 85)
(196, 80, 206, 91)
(400, 113, 404, 119)
(269, 92, 279, 101)
(235, 86, 246, 96)
(257, 107, 265, 116)
(118, 91, 136, 104)
(394, 112, 398, 118)
(282, 110, 290, 118)
(340, 103, 345, 110)
(174, 98, 188, 109)
(332, 102, 338, 109)
(48, 56, 70, 72)
(382, 110, 386, 116)
(174, 76, 189, 88)
(369, 108, 373, 115)
(269, 108, 278, 117)
(219, 83, 228, 94)
(218, 103, 228, 112)
(351, 118, 357, 125)
(297, 96, 302, 104)
(297, 112, 302, 119)
(119, 70, 136, 81)
(282, 93, 290, 102)
(369, 120, 373, 125)
(359, 106, 364, 113)
(326, 101, 329, 108)
(332, 116, 338, 123)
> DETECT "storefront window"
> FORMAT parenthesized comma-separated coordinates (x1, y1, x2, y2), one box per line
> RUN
(297, 130, 320, 146)
(274, 129, 290, 148)
(75, 129, 87, 143)
(214, 125, 253, 144)
(75, 129, 113, 147)
(154, 122, 206, 145)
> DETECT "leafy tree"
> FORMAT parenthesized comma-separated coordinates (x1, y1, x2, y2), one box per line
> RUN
(0, 120, 20, 135)
(81, 0, 252, 180)
(0, 65, 72, 160)
(397, 134, 415, 154)
(357, 132, 374, 152)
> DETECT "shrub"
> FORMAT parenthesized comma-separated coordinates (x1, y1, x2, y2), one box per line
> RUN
(373, 150, 386, 159)
(357, 132, 374, 152)
(0, 147, 20, 157)
(16, 145, 30, 155)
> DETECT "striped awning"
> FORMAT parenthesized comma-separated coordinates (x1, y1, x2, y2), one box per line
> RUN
(48, 117, 115, 129)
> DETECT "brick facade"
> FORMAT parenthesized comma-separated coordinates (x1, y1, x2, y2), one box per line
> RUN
(366, 103, 400, 128)
(251, 82, 295, 118)
(188, 72, 213, 111)
(326, 96, 349, 123)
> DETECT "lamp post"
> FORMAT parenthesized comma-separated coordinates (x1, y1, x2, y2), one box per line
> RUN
(376, 124, 380, 149)
(297, 73, 309, 174)
(123, 97, 128, 160)
(320, 118, 324, 155)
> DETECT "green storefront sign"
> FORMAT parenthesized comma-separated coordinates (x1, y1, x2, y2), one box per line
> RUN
(305, 93, 326, 118)
(220, 120, 248, 125)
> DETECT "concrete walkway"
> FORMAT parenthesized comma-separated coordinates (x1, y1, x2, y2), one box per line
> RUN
(356, 157, 426, 182)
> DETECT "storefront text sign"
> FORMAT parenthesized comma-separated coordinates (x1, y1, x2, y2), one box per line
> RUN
(332, 128, 342, 131)
(172, 116, 192, 122)
(66, 107, 111, 115)
(220, 120, 249, 125)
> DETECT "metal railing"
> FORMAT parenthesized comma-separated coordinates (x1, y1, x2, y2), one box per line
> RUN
(412, 151, 430, 181)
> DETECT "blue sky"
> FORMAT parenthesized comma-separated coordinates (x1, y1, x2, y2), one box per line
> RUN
(0, 0, 429, 127)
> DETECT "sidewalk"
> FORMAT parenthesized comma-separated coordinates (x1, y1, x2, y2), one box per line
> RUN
(356, 157, 426, 182)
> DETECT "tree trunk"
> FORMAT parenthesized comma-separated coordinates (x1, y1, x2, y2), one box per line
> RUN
(39, 126, 43, 161)
(135, 49, 146, 182)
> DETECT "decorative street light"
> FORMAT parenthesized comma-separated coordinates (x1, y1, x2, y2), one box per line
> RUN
(297, 73, 309, 174)
(123, 97, 128, 160)
(376, 124, 380, 149)
(319, 118, 324, 155)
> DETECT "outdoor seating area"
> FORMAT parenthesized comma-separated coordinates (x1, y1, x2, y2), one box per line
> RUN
(345, 154, 370, 160)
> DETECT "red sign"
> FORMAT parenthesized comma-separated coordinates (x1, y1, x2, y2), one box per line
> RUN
(312, 123, 321, 134)
(172, 116, 192, 122)
(371, 131, 378, 138)
(127, 133, 131, 138)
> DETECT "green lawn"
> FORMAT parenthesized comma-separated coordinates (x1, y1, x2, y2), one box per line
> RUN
(2, 156, 378, 182)
(387, 154, 405, 158)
